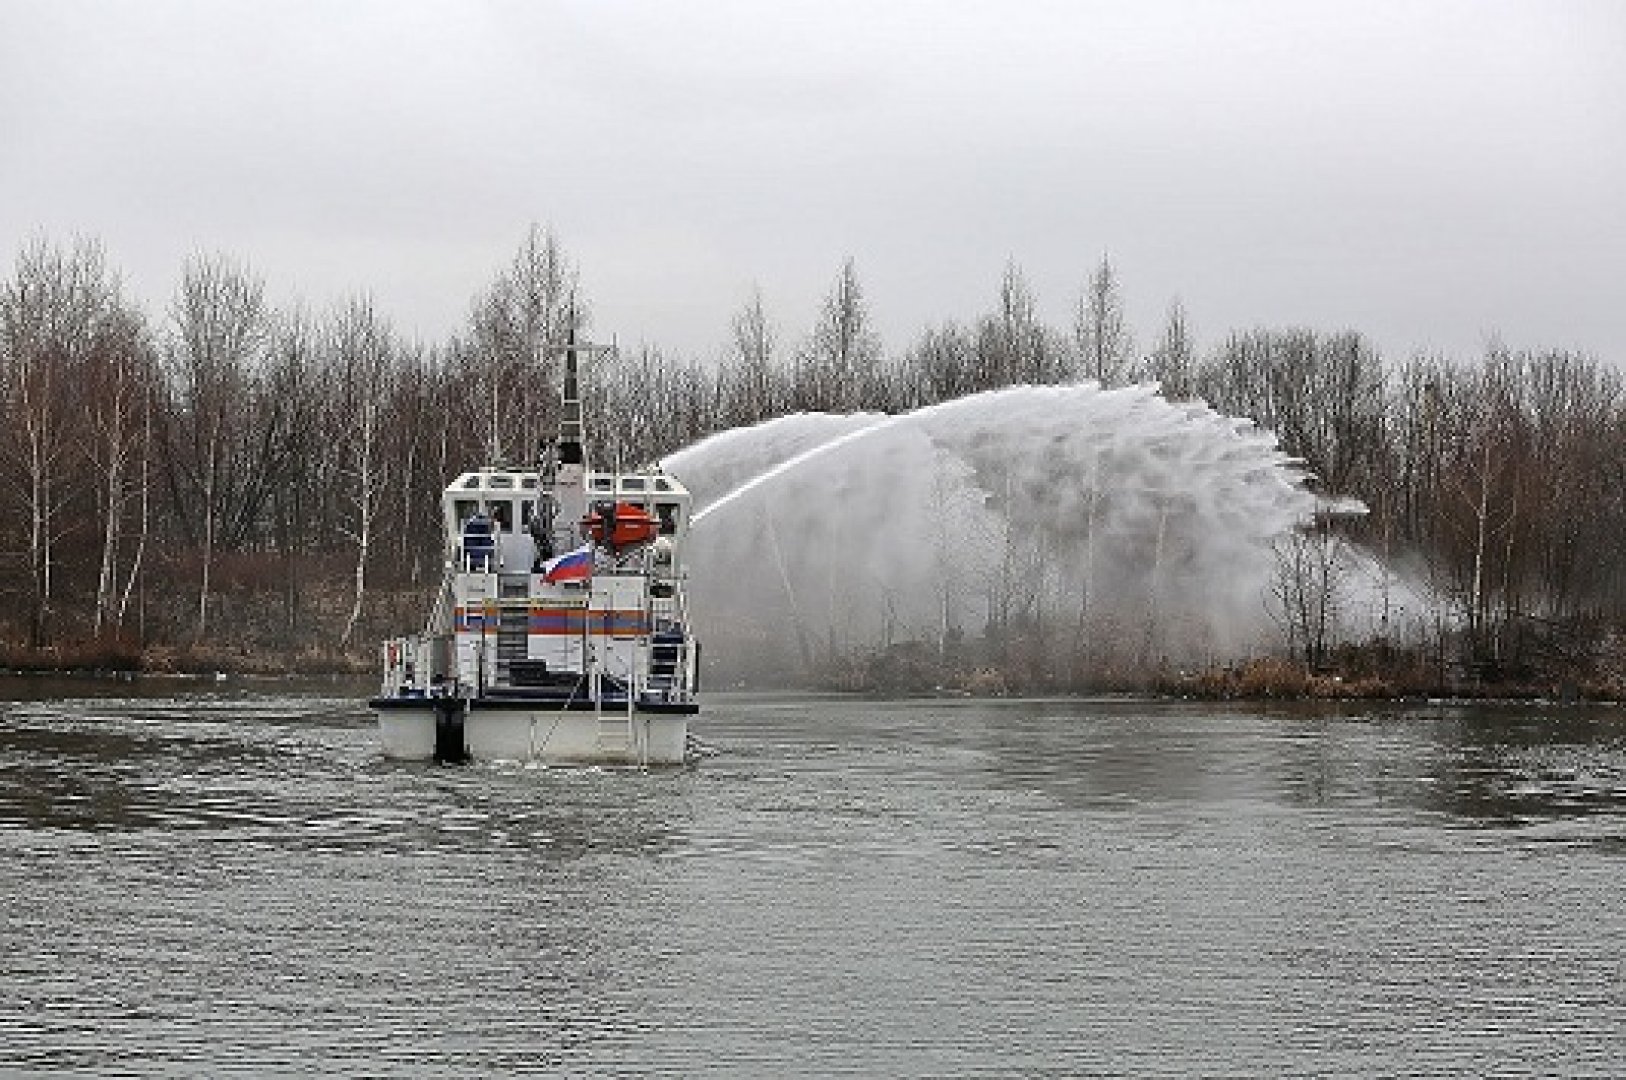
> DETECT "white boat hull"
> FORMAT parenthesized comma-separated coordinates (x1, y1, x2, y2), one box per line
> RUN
(373, 702, 690, 765)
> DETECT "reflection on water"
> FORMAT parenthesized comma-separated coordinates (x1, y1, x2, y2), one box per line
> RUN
(2, 682, 1624, 1074)
(952, 696, 1626, 834)
(0, 684, 681, 857)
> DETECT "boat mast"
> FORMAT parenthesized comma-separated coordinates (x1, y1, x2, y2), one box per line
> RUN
(545, 328, 593, 561)
(558, 328, 585, 470)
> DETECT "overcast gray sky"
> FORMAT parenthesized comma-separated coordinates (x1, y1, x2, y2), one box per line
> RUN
(3, 0, 1622, 364)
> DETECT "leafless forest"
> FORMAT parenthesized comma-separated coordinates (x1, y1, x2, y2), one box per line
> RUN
(3, 226, 1622, 690)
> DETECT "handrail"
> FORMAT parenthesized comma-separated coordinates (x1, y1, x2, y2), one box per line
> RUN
(425, 561, 456, 636)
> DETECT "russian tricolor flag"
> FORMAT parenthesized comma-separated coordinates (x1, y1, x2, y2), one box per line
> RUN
(541, 543, 594, 583)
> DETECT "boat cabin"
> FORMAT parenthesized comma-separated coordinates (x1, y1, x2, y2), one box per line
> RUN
(443, 467, 693, 574)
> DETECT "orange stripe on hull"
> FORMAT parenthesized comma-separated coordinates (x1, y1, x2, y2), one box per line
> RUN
(453, 606, 648, 636)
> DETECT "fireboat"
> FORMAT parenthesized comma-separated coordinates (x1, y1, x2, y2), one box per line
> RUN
(368, 339, 700, 764)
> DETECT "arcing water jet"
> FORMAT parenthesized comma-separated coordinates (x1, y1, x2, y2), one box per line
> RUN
(663, 382, 1325, 685)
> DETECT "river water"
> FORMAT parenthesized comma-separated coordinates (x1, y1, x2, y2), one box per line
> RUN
(2, 680, 1624, 1076)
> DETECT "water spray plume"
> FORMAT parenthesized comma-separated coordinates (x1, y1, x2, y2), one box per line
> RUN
(663, 382, 1330, 683)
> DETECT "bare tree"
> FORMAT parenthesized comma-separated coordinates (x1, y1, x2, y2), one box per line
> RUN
(1074, 255, 1135, 386)
(976, 262, 1057, 387)
(325, 298, 396, 646)
(82, 302, 155, 636)
(794, 258, 881, 412)
(0, 237, 135, 645)
(1147, 299, 1196, 399)
(1197, 327, 1386, 497)
(904, 321, 976, 407)
(384, 340, 443, 587)
(464, 225, 581, 465)
(721, 286, 779, 425)
(115, 384, 154, 636)
(163, 253, 273, 640)
(1269, 516, 1353, 669)
(260, 310, 321, 641)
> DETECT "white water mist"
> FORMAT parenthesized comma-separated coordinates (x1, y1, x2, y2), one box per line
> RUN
(663, 382, 1325, 681)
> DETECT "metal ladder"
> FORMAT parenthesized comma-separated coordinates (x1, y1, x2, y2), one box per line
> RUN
(592, 655, 640, 761)
(494, 602, 529, 686)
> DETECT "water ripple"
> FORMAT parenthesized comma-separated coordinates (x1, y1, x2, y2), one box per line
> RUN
(3, 686, 1625, 1074)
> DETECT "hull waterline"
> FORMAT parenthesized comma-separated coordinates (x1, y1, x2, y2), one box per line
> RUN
(371, 697, 695, 765)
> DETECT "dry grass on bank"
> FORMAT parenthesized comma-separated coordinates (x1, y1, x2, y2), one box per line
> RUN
(1170, 657, 1396, 700)
(0, 639, 371, 677)
(1169, 655, 1626, 703)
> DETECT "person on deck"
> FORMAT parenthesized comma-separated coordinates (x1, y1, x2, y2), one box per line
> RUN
(463, 510, 495, 571)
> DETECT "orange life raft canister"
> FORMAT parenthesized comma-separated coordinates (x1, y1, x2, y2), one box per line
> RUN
(582, 501, 659, 550)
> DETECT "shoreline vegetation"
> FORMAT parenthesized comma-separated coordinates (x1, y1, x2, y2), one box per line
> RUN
(2, 639, 1620, 706)
(809, 642, 1626, 704)
(0, 639, 369, 678)
(3, 226, 1624, 697)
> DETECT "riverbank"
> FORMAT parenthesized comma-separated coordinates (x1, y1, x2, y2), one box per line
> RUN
(5, 639, 1621, 705)
(806, 642, 1626, 704)
(0, 640, 371, 679)
(1166, 656, 1624, 704)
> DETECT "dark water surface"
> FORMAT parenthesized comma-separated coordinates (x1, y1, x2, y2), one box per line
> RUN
(3, 680, 1625, 1076)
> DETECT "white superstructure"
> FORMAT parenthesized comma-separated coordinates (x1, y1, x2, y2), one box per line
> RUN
(370, 341, 700, 765)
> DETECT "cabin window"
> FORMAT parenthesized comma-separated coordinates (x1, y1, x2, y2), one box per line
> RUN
(590, 478, 613, 491)
(654, 478, 672, 491)
(454, 499, 480, 524)
(620, 477, 647, 492)
(460, 476, 480, 490)
(489, 501, 513, 531)
(520, 477, 538, 490)
(521, 500, 534, 526)
(490, 475, 514, 490)
(656, 502, 679, 535)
